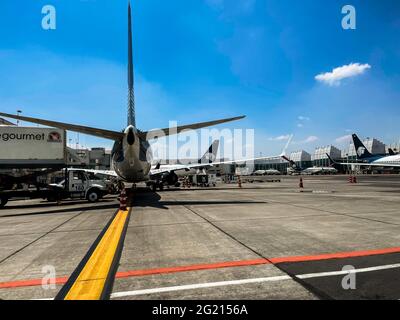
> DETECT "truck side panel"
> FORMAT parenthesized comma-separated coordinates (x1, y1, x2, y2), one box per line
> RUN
(0, 127, 66, 168)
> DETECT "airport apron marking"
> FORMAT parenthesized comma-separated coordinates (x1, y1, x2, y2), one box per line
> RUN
(2, 246, 400, 290)
(31, 262, 400, 300)
(110, 263, 400, 298)
(54, 208, 131, 300)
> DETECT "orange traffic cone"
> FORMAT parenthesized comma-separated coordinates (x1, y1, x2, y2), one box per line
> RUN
(348, 176, 353, 184)
(119, 188, 127, 211)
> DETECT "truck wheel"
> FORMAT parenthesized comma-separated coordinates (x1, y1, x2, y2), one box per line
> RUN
(87, 190, 99, 203)
(159, 183, 164, 191)
(0, 196, 8, 208)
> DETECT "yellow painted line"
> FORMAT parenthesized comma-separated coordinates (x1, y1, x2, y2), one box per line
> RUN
(64, 209, 130, 300)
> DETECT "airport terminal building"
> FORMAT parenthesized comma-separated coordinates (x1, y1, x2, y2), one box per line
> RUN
(233, 137, 397, 175)
(312, 146, 342, 167)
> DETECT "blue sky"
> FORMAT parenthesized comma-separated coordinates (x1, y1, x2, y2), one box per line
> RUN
(0, 0, 399, 157)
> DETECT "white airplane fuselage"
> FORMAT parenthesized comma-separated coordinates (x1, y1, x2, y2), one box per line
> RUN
(112, 126, 152, 182)
(371, 154, 400, 166)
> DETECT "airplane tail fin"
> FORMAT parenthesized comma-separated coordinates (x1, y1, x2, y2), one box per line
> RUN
(281, 154, 297, 167)
(326, 153, 341, 170)
(388, 148, 396, 156)
(281, 154, 291, 163)
(326, 153, 339, 168)
(199, 140, 220, 164)
(127, 2, 135, 127)
(352, 134, 372, 159)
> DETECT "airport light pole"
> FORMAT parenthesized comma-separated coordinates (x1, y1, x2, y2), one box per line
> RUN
(16, 110, 22, 126)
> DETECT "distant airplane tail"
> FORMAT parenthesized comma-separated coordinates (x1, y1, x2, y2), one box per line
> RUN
(281, 154, 301, 171)
(352, 134, 372, 159)
(281, 154, 292, 164)
(199, 140, 220, 164)
(326, 153, 340, 169)
(388, 148, 396, 156)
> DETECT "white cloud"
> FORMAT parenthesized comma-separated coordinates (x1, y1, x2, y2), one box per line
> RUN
(268, 134, 291, 141)
(335, 135, 352, 144)
(315, 63, 371, 86)
(296, 115, 310, 128)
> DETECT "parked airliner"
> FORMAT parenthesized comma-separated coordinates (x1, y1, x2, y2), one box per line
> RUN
(328, 134, 400, 169)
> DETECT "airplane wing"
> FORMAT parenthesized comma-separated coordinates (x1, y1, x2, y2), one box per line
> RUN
(140, 116, 246, 140)
(85, 169, 120, 177)
(0, 112, 124, 141)
(149, 163, 213, 176)
(209, 156, 283, 166)
(334, 162, 400, 168)
(150, 140, 220, 176)
(0, 117, 16, 126)
(151, 155, 283, 176)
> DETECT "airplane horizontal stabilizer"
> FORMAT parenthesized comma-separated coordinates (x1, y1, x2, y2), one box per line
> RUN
(140, 116, 246, 140)
(0, 112, 124, 141)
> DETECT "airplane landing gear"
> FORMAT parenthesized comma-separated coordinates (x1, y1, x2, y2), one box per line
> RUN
(149, 181, 164, 192)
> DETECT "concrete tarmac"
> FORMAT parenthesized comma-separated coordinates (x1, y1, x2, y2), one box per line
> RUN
(1, 175, 400, 300)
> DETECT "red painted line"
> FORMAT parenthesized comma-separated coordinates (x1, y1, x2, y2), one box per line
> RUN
(115, 258, 270, 279)
(1, 246, 400, 290)
(0, 277, 68, 290)
(269, 247, 400, 264)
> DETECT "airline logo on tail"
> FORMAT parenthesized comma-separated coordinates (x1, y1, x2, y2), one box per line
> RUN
(357, 146, 366, 157)
(352, 133, 372, 159)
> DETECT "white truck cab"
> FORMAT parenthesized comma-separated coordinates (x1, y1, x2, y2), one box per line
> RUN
(50, 169, 108, 202)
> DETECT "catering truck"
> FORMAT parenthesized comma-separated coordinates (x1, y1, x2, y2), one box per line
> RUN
(0, 126, 67, 168)
(0, 126, 109, 208)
